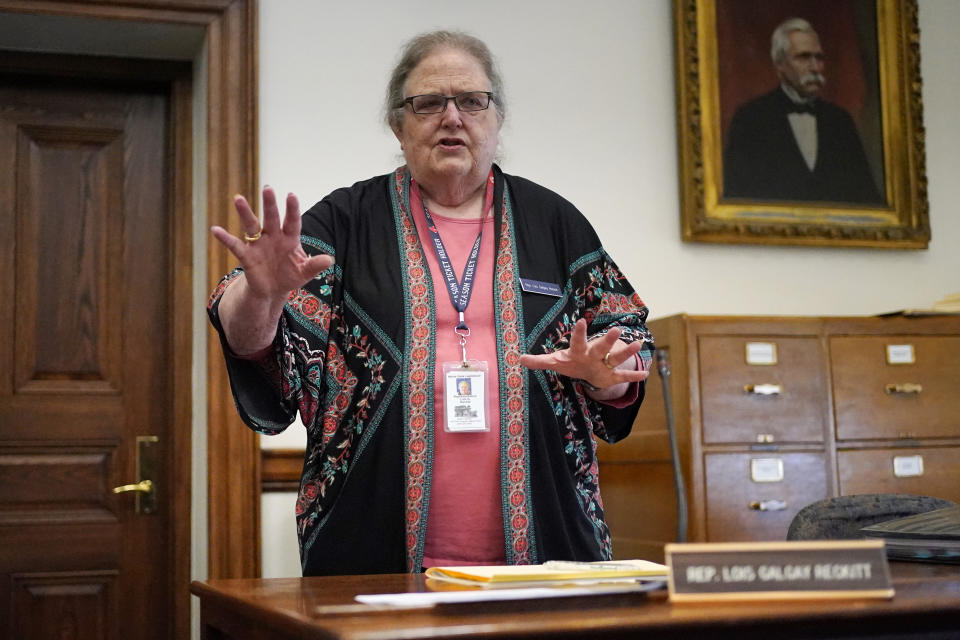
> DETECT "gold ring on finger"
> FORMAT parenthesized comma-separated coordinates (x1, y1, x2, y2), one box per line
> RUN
(603, 351, 615, 369)
(243, 229, 262, 243)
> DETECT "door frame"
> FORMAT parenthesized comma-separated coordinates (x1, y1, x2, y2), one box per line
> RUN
(0, 0, 260, 635)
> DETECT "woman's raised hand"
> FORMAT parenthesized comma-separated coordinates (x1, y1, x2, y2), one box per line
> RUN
(210, 186, 334, 355)
(211, 186, 334, 305)
(519, 318, 648, 395)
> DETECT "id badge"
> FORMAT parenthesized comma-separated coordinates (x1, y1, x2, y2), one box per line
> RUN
(442, 360, 489, 433)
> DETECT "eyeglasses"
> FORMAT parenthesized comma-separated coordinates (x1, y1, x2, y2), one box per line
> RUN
(403, 91, 495, 114)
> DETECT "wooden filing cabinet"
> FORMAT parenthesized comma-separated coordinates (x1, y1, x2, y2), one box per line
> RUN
(597, 314, 960, 561)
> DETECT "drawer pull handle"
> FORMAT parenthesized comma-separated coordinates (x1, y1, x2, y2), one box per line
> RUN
(749, 499, 787, 512)
(744, 383, 782, 395)
(885, 383, 922, 395)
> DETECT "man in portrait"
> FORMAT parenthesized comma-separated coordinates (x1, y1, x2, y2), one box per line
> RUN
(722, 17, 883, 204)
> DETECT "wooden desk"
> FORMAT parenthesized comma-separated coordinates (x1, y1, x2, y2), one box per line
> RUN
(191, 562, 960, 639)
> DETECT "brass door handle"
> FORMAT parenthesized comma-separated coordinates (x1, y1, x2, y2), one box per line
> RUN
(114, 435, 159, 514)
(113, 479, 153, 494)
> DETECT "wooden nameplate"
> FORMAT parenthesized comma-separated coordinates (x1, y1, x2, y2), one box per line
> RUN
(666, 540, 893, 602)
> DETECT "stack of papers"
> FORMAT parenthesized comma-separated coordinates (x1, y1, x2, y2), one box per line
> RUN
(930, 292, 960, 313)
(424, 559, 669, 588)
(352, 560, 669, 608)
(880, 291, 960, 316)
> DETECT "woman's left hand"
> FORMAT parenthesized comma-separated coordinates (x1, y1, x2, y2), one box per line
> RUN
(519, 318, 648, 392)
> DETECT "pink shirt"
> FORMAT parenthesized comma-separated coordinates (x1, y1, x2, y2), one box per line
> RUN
(410, 180, 506, 567)
(410, 177, 640, 568)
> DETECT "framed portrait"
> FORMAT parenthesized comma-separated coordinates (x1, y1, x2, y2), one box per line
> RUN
(675, 0, 929, 248)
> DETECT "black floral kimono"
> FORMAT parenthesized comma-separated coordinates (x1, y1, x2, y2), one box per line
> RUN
(208, 165, 654, 575)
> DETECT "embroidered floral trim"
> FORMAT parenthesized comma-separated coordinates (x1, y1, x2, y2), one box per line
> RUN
(494, 183, 534, 565)
(393, 167, 436, 572)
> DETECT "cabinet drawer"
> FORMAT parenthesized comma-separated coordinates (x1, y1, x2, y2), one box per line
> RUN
(699, 337, 827, 444)
(832, 336, 960, 440)
(704, 452, 828, 541)
(837, 447, 960, 504)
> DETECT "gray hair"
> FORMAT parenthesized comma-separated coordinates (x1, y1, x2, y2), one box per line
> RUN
(384, 30, 506, 131)
(771, 17, 817, 64)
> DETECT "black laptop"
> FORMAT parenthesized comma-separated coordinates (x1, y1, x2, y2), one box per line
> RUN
(860, 505, 960, 563)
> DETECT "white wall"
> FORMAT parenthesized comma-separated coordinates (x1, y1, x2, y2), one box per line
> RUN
(258, 0, 960, 577)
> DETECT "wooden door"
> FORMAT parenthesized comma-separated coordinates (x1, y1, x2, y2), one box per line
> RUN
(0, 71, 180, 639)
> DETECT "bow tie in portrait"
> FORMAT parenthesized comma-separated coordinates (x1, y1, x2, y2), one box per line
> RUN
(786, 102, 816, 114)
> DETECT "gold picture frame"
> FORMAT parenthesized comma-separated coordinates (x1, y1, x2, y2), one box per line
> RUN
(675, 0, 929, 248)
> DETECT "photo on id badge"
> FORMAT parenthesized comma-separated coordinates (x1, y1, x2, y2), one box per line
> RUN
(453, 377, 478, 420)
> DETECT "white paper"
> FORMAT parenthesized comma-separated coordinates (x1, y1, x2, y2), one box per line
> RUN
(355, 581, 663, 607)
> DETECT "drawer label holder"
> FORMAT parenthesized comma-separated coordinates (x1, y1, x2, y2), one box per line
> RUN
(893, 454, 924, 477)
(750, 458, 784, 483)
(746, 342, 778, 365)
(666, 540, 893, 602)
(886, 344, 916, 365)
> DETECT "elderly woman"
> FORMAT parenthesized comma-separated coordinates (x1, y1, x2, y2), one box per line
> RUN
(209, 30, 654, 576)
